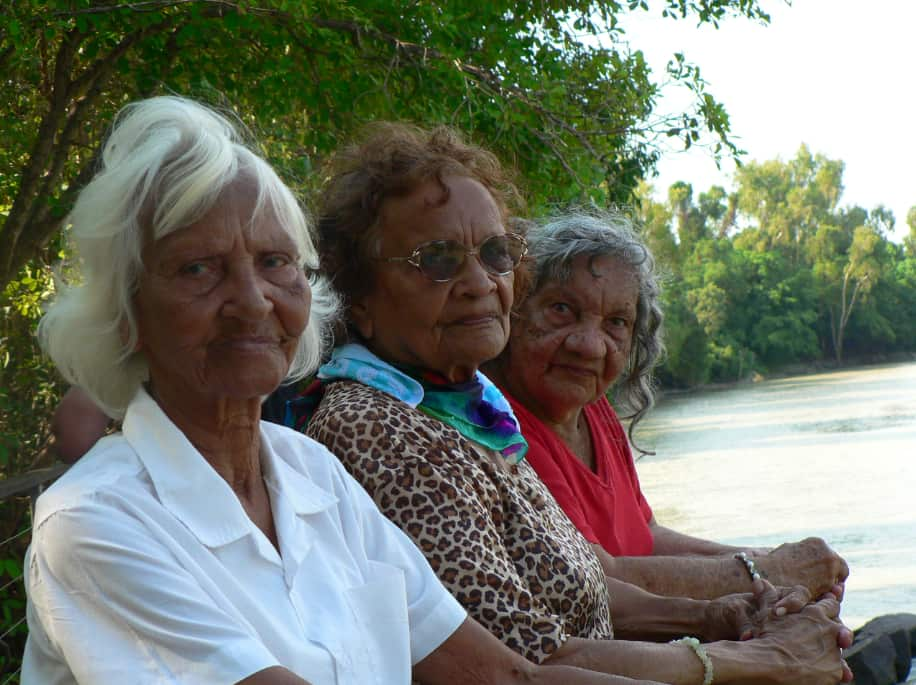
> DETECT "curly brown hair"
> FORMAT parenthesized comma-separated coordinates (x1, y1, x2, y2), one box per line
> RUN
(316, 122, 527, 331)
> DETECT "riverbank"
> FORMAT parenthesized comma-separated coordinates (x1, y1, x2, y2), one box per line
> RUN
(655, 350, 916, 401)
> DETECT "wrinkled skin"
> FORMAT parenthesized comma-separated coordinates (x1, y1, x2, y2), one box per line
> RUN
(755, 596, 853, 684)
(702, 580, 814, 642)
(755, 537, 849, 600)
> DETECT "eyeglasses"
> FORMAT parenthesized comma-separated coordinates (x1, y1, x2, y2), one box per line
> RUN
(376, 233, 528, 283)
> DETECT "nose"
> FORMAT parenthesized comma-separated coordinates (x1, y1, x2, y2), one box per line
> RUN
(454, 251, 498, 297)
(564, 325, 605, 359)
(222, 262, 272, 320)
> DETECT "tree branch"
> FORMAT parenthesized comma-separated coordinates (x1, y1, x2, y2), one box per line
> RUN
(1, 28, 83, 280)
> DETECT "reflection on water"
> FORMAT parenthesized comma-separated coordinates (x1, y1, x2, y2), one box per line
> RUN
(634, 362, 916, 630)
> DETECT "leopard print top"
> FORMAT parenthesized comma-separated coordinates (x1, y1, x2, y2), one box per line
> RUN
(306, 380, 613, 663)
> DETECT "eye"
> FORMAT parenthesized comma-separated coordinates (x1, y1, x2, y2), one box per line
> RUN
(179, 261, 211, 277)
(605, 316, 631, 332)
(261, 252, 292, 269)
(550, 302, 573, 315)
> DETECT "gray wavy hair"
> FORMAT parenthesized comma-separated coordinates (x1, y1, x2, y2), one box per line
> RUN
(520, 210, 665, 445)
(39, 96, 338, 418)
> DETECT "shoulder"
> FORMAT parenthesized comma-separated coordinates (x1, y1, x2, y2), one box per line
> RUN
(31, 433, 147, 530)
(312, 380, 416, 429)
(308, 381, 454, 461)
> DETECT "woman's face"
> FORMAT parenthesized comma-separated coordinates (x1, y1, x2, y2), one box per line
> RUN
(134, 180, 311, 406)
(502, 254, 638, 422)
(351, 175, 513, 383)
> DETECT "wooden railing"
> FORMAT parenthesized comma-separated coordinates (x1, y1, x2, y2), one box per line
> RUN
(0, 464, 68, 684)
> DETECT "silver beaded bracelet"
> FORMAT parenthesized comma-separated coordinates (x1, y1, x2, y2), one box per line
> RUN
(734, 551, 761, 582)
(671, 636, 714, 685)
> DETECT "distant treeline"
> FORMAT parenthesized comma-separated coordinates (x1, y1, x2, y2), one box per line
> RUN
(636, 145, 916, 389)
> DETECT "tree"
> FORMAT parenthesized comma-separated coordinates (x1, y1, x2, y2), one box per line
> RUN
(906, 206, 916, 258)
(735, 144, 844, 264)
(0, 0, 780, 292)
(807, 209, 889, 363)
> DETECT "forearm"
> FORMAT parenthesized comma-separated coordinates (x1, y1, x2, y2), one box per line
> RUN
(415, 618, 665, 685)
(650, 524, 749, 557)
(604, 576, 712, 641)
(596, 545, 753, 600)
(549, 636, 705, 685)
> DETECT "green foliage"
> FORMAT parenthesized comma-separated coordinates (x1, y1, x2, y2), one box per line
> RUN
(0, 0, 774, 291)
(637, 144, 916, 387)
(0, 259, 60, 683)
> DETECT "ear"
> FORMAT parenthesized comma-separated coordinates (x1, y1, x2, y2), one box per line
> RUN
(349, 298, 374, 340)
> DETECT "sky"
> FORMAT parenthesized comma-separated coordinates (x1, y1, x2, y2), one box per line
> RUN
(616, 1, 916, 243)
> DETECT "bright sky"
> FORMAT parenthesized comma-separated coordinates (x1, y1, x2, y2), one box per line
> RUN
(616, 0, 916, 243)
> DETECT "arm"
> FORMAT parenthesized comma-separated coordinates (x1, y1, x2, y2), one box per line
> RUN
(414, 617, 665, 685)
(649, 519, 753, 557)
(593, 540, 842, 602)
(593, 543, 758, 599)
(648, 523, 848, 600)
(51, 386, 111, 463)
(603, 574, 736, 642)
(547, 596, 852, 685)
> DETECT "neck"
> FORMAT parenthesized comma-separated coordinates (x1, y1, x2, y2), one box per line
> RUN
(484, 357, 581, 431)
(484, 356, 592, 465)
(149, 383, 265, 497)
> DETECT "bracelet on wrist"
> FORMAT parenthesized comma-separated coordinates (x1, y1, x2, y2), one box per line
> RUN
(734, 551, 761, 582)
(670, 636, 714, 685)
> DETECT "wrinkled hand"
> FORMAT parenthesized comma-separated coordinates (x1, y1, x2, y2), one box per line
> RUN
(703, 579, 811, 641)
(754, 595, 853, 684)
(755, 537, 848, 599)
(702, 591, 758, 642)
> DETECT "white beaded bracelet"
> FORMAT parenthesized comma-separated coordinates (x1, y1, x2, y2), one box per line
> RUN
(671, 636, 714, 685)
(734, 551, 761, 582)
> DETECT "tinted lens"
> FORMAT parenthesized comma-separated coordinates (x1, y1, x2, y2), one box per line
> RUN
(479, 235, 524, 275)
(417, 241, 466, 281)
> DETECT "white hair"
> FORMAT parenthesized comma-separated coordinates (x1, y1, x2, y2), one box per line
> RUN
(39, 96, 338, 418)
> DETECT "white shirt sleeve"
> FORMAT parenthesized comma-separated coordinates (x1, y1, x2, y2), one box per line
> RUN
(24, 502, 280, 685)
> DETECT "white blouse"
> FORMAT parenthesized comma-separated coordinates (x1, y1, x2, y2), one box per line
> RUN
(22, 387, 465, 684)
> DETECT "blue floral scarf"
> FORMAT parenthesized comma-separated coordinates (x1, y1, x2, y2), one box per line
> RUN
(285, 343, 527, 463)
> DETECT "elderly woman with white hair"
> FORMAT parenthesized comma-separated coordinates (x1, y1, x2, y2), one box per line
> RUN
(23, 97, 652, 685)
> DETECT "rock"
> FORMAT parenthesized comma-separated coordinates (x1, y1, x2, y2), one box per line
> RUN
(848, 613, 916, 684)
(847, 634, 900, 685)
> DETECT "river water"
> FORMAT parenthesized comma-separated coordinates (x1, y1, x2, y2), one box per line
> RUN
(634, 361, 916, 632)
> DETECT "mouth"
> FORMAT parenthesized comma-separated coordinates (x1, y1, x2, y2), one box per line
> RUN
(448, 313, 499, 327)
(553, 363, 597, 378)
(217, 336, 282, 351)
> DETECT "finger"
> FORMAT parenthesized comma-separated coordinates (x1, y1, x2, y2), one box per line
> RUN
(832, 582, 846, 601)
(808, 596, 841, 621)
(773, 586, 810, 616)
(752, 578, 777, 603)
(837, 625, 854, 649)
(841, 658, 853, 682)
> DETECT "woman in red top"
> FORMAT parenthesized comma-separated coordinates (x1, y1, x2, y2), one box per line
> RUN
(483, 210, 849, 598)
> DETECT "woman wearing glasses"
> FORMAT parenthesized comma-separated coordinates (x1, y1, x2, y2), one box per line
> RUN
(296, 122, 851, 684)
